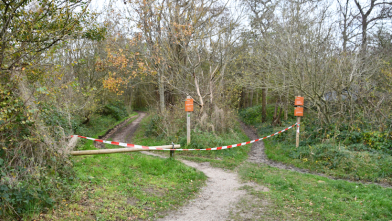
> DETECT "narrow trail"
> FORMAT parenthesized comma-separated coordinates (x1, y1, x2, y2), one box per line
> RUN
(241, 122, 392, 188)
(143, 152, 269, 221)
(112, 112, 268, 221)
(108, 112, 146, 143)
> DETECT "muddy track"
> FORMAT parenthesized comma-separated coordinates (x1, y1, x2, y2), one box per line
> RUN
(109, 112, 146, 143)
(241, 122, 392, 188)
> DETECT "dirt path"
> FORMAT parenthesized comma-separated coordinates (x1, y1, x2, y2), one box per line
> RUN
(156, 158, 267, 221)
(116, 113, 268, 221)
(142, 153, 268, 221)
(241, 122, 392, 188)
(242, 122, 317, 173)
(108, 112, 146, 143)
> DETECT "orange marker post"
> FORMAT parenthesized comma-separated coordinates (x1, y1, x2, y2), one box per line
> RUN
(294, 97, 304, 148)
(295, 96, 304, 106)
(185, 96, 193, 144)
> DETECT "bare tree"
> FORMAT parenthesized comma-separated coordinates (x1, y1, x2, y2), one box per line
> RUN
(353, 0, 392, 53)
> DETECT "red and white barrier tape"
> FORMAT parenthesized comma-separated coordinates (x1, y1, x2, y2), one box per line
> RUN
(72, 123, 297, 151)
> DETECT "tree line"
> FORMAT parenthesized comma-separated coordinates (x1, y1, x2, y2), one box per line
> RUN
(0, 0, 391, 218)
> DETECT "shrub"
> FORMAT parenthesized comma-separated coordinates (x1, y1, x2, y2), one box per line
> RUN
(239, 105, 263, 125)
(144, 115, 163, 138)
(100, 100, 128, 120)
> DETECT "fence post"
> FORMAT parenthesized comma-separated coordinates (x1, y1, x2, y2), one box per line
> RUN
(185, 96, 193, 144)
(170, 142, 174, 158)
(294, 96, 304, 148)
(296, 117, 301, 148)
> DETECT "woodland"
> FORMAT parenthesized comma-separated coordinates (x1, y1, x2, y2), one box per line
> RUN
(1, 0, 392, 219)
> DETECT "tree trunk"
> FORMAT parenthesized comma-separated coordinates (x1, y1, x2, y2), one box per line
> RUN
(194, 73, 204, 114)
(361, 20, 368, 55)
(240, 87, 245, 108)
(284, 95, 288, 121)
(158, 71, 165, 113)
(244, 89, 249, 108)
(249, 89, 253, 107)
(271, 100, 282, 126)
(262, 87, 267, 123)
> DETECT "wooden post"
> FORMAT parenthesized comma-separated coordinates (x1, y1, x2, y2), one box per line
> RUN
(296, 116, 301, 148)
(187, 112, 190, 144)
(294, 96, 304, 148)
(70, 144, 181, 156)
(185, 96, 193, 145)
(170, 142, 175, 158)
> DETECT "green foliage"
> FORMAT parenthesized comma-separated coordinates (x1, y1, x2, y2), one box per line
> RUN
(144, 115, 163, 138)
(239, 104, 295, 126)
(100, 101, 129, 121)
(0, 0, 89, 71)
(240, 105, 392, 184)
(0, 83, 75, 218)
(40, 104, 78, 135)
(83, 26, 107, 41)
(0, 162, 75, 217)
(239, 105, 263, 125)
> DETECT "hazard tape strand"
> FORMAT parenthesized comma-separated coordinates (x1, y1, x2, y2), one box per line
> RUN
(72, 123, 298, 151)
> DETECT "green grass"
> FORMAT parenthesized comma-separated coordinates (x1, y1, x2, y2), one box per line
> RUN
(239, 104, 392, 185)
(132, 114, 251, 170)
(264, 138, 392, 184)
(75, 112, 137, 138)
(234, 162, 392, 220)
(41, 142, 206, 220)
(38, 111, 206, 220)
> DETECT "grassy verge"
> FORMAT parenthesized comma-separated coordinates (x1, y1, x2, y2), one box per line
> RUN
(264, 138, 392, 184)
(231, 162, 392, 220)
(43, 149, 205, 220)
(132, 114, 251, 170)
(40, 112, 206, 220)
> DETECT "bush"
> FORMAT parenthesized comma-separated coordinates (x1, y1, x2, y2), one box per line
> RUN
(239, 105, 263, 125)
(289, 144, 350, 169)
(100, 101, 128, 121)
(144, 115, 164, 138)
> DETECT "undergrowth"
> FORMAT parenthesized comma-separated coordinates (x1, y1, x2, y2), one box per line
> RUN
(0, 98, 130, 219)
(239, 104, 392, 184)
